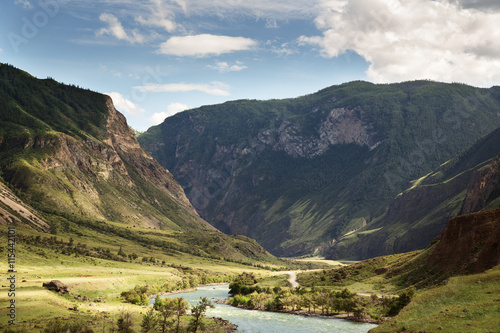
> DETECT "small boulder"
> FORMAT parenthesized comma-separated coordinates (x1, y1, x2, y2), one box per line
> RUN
(43, 280, 69, 294)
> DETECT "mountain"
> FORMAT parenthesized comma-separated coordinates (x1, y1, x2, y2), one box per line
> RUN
(0, 63, 276, 263)
(327, 126, 500, 259)
(139, 80, 500, 257)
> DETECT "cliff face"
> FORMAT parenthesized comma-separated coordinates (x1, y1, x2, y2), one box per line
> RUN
(427, 208, 500, 276)
(461, 155, 500, 214)
(103, 97, 197, 212)
(256, 107, 376, 158)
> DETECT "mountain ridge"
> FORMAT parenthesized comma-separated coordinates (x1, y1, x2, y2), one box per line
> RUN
(139, 80, 500, 258)
(0, 63, 280, 264)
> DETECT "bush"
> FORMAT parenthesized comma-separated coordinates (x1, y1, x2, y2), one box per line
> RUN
(43, 319, 95, 333)
(386, 286, 416, 316)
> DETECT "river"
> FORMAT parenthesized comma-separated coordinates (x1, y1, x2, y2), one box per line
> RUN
(154, 285, 378, 333)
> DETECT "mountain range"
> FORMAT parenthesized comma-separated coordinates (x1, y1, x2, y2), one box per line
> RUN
(2, 62, 499, 261)
(138, 80, 500, 258)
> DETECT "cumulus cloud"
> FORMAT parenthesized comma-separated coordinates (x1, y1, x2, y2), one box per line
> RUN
(135, 81, 231, 96)
(97, 13, 145, 44)
(106, 92, 145, 116)
(299, 0, 500, 86)
(158, 34, 257, 57)
(149, 102, 190, 125)
(207, 61, 247, 73)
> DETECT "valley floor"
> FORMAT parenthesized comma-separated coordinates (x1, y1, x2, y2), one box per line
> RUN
(0, 238, 264, 332)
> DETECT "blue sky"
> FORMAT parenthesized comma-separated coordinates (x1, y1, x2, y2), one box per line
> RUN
(1, 0, 500, 131)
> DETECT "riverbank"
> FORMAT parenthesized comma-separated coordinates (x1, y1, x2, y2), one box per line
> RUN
(217, 299, 383, 325)
(166, 284, 378, 333)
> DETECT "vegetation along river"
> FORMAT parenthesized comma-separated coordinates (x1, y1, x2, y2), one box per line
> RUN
(155, 285, 378, 333)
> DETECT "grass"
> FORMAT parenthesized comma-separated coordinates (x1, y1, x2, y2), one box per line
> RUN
(0, 219, 326, 332)
(0, 236, 263, 332)
(371, 265, 500, 333)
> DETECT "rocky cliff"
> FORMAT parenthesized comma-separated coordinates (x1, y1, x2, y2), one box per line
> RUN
(461, 155, 500, 214)
(0, 63, 208, 232)
(427, 208, 500, 276)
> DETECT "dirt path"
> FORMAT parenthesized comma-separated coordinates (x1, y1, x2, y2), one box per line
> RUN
(287, 271, 299, 288)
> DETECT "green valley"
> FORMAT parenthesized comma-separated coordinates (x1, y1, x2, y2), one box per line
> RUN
(0, 63, 319, 332)
(1, 62, 499, 333)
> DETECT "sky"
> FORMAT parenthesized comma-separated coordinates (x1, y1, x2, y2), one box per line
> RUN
(1, 0, 500, 131)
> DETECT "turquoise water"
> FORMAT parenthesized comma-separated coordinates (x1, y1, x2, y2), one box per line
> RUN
(155, 285, 378, 333)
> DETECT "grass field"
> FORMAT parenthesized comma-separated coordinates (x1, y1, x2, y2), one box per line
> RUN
(0, 223, 281, 332)
(370, 265, 500, 333)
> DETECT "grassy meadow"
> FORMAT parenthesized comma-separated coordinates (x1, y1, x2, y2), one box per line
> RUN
(371, 265, 500, 333)
(0, 222, 301, 332)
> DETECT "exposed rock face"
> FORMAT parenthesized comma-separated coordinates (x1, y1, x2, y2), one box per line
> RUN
(461, 155, 500, 214)
(257, 107, 375, 158)
(103, 97, 196, 212)
(43, 280, 69, 294)
(1, 95, 204, 230)
(0, 182, 50, 231)
(426, 209, 500, 275)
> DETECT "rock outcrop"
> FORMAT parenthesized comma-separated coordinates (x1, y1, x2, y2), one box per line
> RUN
(257, 107, 375, 158)
(461, 155, 500, 214)
(425, 209, 500, 277)
(43, 280, 69, 294)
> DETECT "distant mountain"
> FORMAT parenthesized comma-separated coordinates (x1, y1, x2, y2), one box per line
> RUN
(0, 63, 275, 262)
(139, 80, 500, 258)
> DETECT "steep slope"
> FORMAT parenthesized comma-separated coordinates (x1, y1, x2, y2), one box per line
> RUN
(139, 80, 500, 257)
(0, 63, 279, 263)
(0, 181, 49, 231)
(377, 208, 500, 289)
(0, 63, 204, 232)
(328, 126, 500, 259)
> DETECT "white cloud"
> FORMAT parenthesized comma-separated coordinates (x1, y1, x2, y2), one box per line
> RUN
(106, 92, 145, 116)
(300, 0, 500, 87)
(135, 82, 231, 96)
(0, 48, 3, 53)
(14, 0, 33, 10)
(207, 61, 247, 73)
(136, 0, 177, 32)
(97, 13, 145, 44)
(149, 102, 190, 125)
(270, 42, 297, 56)
(158, 34, 257, 57)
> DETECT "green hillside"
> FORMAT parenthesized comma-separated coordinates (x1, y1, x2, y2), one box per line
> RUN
(328, 126, 500, 259)
(139, 80, 500, 257)
(297, 208, 500, 332)
(0, 63, 291, 265)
